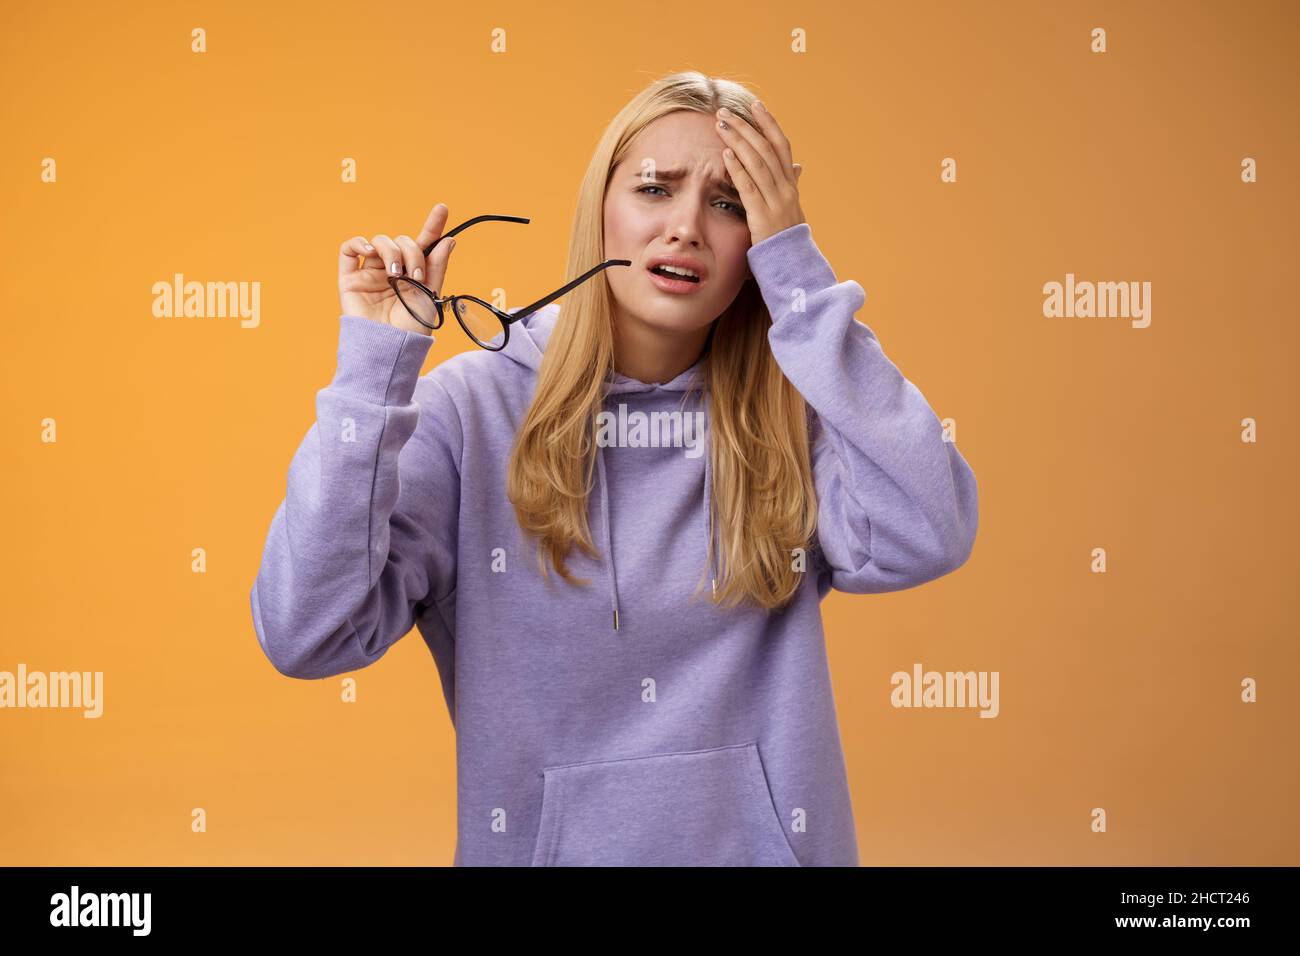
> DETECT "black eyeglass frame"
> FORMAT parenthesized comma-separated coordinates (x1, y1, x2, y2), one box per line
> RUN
(387, 214, 631, 351)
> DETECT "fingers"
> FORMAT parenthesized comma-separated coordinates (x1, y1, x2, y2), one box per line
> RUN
(394, 235, 425, 282)
(748, 103, 797, 184)
(722, 148, 758, 210)
(339, 236, 378, 279)
(368, 235, 404, 278)
(416, 203, 451, 253)
(424, 234, 456, 295)
(339, 203, 454, 288)
(414, 203, 455, 290)
(716, 108, 784, 199)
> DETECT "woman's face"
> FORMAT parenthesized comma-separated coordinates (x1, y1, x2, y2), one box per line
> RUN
(602, 109, 753, 340)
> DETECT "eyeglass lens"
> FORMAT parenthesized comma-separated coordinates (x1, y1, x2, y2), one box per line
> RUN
(452, 298, 507, 349)
(394, 278, 439, 330)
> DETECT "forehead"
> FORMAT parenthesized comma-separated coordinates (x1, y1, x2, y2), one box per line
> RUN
(619, 110, 728, 175)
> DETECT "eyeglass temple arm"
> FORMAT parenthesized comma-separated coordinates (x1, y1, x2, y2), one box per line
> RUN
(506, 260, 633, 324)
(421, 215, 530, 257)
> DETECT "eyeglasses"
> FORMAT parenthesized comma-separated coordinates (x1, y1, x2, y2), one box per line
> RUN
(387, 214, 631, 351)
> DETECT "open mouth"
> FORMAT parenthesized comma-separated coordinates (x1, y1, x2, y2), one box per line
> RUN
(648, 265, 701, 284)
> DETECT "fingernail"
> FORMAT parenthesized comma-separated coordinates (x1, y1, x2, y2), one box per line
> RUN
(753, 100, 766, 112)
(364, 243, 374, 251)
(414, 267, 423, 281)
(718, 107, 731, 116)
(449, 239, 457, 252)
(390, 261, 400, 274)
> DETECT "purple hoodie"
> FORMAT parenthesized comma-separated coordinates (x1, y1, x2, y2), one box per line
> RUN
(250, 222, 979, 866)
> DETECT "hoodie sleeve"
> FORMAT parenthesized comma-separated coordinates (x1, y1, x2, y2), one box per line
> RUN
(746, 222, 979, 594)
(249, 314, 461, 679)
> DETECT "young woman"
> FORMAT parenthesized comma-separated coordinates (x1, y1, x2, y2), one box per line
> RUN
(251, 71, 979, 867)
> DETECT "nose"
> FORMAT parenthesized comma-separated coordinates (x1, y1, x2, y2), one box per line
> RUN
(663, 199, 706, 248)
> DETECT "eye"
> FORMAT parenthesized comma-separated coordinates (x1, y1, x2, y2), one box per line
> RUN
(636, 184, 746, 218)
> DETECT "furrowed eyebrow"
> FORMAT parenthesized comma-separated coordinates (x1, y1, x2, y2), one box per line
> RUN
(636, 167, 742, 202)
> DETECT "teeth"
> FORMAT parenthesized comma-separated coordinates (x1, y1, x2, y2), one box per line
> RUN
(655, 264, 700, 279)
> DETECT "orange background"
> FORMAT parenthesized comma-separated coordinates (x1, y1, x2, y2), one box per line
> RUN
(2, 0, 1296, 865)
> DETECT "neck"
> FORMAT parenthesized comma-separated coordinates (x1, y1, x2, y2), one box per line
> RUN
(612, 310, 713, 386)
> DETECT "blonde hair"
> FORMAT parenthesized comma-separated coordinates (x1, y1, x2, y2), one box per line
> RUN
(506, 70, 818, 612)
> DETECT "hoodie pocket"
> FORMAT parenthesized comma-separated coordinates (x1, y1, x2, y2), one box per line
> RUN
(530, 741, 800, 867)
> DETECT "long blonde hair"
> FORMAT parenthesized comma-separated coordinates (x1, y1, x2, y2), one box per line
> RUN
(506, 70, 819, 612)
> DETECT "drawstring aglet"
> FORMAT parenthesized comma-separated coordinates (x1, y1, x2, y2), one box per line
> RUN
(711, 577, 717, 595)
(613, 608, 619, 631)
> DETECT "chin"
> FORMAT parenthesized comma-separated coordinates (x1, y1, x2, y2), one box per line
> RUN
(625, 297, 718, 334)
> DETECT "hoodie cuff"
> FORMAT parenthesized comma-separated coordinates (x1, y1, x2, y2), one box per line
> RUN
(746, 222, 840, 317)
(329, 314, 435, 406)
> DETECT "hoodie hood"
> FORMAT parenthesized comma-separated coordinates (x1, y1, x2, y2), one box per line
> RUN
(502, 303, 716, 631)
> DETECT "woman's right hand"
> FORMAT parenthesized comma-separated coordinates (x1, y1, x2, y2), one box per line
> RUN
(338, 203, 457, 335)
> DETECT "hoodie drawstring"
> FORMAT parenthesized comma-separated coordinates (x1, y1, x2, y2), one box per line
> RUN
(596, 389, 716, 632)
(595, 444, 620, 631)
(702, 390, 718, 598)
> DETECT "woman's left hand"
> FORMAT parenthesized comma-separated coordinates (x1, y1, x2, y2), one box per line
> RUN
(715, 102, 806, 246)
